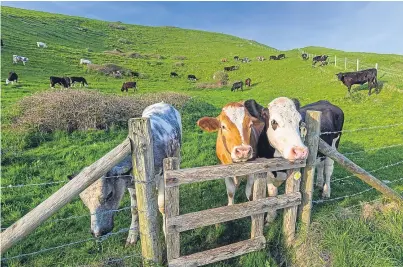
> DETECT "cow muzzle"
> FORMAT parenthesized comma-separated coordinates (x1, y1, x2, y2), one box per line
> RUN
(231, 145, 253, 162)
(288, 146, 309, 161)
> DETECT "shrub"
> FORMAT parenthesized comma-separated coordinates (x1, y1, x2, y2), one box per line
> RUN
(12, 90, 191, 133)
(174, 55, 187, 60)
(118, 38, 131, 44)
(195, 82, 222, 89)
(213, 71, 229, 85)
(109, 23, 126, 30)
(174, 62, 184, 67)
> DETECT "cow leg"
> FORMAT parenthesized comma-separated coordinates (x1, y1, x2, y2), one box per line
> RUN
(156, 174, 168, 237)
(265, 172, 279, 224)
(316, 159, 325, 190)
(126, 187, 139, 246)
(368, 81, 372, 95)
(224, 177, 237, 205)
(323, 157, 334, 198)
(245, 175, 255, 201)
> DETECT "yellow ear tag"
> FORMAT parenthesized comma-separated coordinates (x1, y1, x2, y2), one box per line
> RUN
(294, 171, 301, 180)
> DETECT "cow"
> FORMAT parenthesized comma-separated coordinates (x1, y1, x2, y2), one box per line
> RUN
(277, 54, 285, 60)
(302, 53, 309, 60)
(50, 76, 70, 88)
(1, 39, 4, 47)
(69, 102, 182, 245)
(221, 58, 228, 62)
(336, 68, 378, 95)
(80, 58, 92, 65)
(312, 55, 328, 67)
(6, 72, 18, 85)
(13, 55, 29, 65)
(234, 56, 239, 61)
(170, 72, 178, 78)
(121, 81, 137, 92)
(256, 56, 265, 61)
(70, 77, 88, 87)
(231, 81, 243, 92)
(127, 71, 140, 77)
(37, 42, 47, 48)
(188, 74, 197, 81)
(245, 78, 251, 87)
(241, 57, 250, 63)
(269, 55, 278, 60)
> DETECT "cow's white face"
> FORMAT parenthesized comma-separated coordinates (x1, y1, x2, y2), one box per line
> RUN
(265, 97, 308, 161)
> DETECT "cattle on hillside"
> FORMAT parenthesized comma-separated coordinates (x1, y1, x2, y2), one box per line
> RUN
(241, 57, 250, 63)
(170, 72, 178, 77)
(121, 81, 137, 92)
(256, 56, 265, 61)
(187, 74, 197, 81)
(6, 72, 18, 85)
(221, 58, 227, 62)
(234, 56, 239, 61)
(50, 76, 70, 88)
(269, 55, 278, 60)
(245, 78, 251, 87)
(127, 71, 140, 77)
(70, 77, 88, 87)
(312, 55, 328, 66)
(13, 55, 29, 65)
(224, 65, 239, 71)
(80, 58, 92, 65)
(37, 42, 47, 48)
(277, 54, 286, 60)
(302, 53, 309, 60)
(69, 102, 182, 244)
(336, 68, 378, 95)
(231, 81, 243, 92)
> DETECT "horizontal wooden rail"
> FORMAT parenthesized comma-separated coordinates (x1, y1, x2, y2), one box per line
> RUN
(318, 139, 403, 204)
(166, 192, 301, 233)
(168, 236, 266, 267)
(0, 138, 132, 255)
(165, 158, 306, 187)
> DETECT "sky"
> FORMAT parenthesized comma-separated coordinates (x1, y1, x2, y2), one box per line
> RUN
(3, 1, 403, 55)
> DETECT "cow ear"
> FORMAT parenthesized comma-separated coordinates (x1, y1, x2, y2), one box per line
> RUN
(251, 117, 265, 137)
(197, 117, 220, 132)
(261, 108, 270, 122)
(291, 98, 300, 110)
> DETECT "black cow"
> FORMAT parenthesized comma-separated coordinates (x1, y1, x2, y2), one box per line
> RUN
(127, 71, 140, 77)
(336, 68, 378, 95)
(269, 55, 278, 60)
(188, 74, 197, 81)
(231, 81, 243, 92)
(224, 66, 238, 71)
(50, 76, 69, 88)
(70, 77, 88, 87)
(312, 55, 328, 66)
(1, 39, 3, 47)
(170, 72, 178, 77)
(302, 53, 309, 60)
(277, 54, 285, 59)
(6, 72, 18, 85)
(244, 99, 344, 199)
(121, 81, 137, 92)
(245, 78, 251, 87)
(234, 56, 239, 61)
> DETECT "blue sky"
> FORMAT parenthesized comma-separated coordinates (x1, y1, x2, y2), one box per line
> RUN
(3, 1, 403, 55)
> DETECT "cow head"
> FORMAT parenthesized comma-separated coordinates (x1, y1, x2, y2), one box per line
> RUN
(262, 97, 308, 161)
(197, 102, 265, 164)
(336, 73, 344, 81)
(69, 173, 132, 237)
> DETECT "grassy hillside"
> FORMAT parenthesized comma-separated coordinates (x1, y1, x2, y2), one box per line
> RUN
(1, 6, 403, 267)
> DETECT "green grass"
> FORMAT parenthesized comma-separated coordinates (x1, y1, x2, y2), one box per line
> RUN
(1, 6, 403, 267)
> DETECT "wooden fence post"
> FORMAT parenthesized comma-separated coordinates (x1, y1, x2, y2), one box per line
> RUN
(251, 173, 267, 238)
(164, 157, 180, 262)
(357, 59, 359, 71)
(375, 63, 378, 70)
(298, 111, 321, 232)
(345, 57, 347, 70)
(334, 55, 337, 67)
(129, 118, 162, 265)
(283, 169, 301, 247)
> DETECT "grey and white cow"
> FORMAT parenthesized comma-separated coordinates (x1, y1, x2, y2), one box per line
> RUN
(69, 102, 182, 245)
(13, 55, 29, 65)
(37, 42, 47, 48)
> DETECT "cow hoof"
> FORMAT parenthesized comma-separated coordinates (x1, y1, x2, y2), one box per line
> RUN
(125, 232, 139, 246)
(322, 185, 331, 199)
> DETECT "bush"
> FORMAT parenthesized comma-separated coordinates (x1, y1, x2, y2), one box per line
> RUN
(213, 71, 229, 85)
(87, 63, 131, 77)
(118, 38, 132, 44)
(109, 23, 126, 30)
(174, 62, 184, 67)
(12, 90, 191, 133)
(174, 55, 187, 60)
(195, 82, 222, 89)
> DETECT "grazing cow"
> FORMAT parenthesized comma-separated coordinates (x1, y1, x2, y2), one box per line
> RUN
(231, 81, 243, 92)
(188, 74, 197, 81)
(13, 55, 29, 65)
(241, 57, 250, 63)
(36, 42, 47, 48)
(70, 77, 88, 87)
(170, 72, 178, 77)
(80, 58, 92, 65)
(256, 56, 265, 61)
(277, 54, 285, 60)
(302, 53, 309, 60)
(336, 68, 378, 95)
(221, 58, 228, 62)
(6, 72, 18, 85)
(112, 71, 122, 78)
(69, 102, 182, 244)
(50, 76, 70, 88)
(197, 102, 266, 205)
(269, 55, 278, 60)
(234, 56, 239, 61)
(121, 81, 137, 92)
(127, 71, 140, 77)
(245, 78, 251, 87)
(312, 55, 328, 67)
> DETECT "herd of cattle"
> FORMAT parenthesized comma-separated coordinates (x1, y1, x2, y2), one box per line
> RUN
(71, 97, 344, 244)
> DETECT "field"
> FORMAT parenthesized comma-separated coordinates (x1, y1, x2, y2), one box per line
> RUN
(1, 6, 403, 267)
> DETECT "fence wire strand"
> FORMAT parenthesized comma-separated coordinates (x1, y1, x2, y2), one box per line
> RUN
(320, 123, 403, 135)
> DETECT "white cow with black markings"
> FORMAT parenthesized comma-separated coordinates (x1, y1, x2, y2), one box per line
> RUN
(13, 55, 29, 65)
(37, 42, 47, 48)
(80, 58, 92, 65)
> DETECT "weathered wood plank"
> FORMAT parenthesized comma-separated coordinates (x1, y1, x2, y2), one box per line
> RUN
(168, 236, 266, 267)
(167, 192, 301, 233)
(129, 118, 161, 265)
(298, 111, 321, 231)
(165, 158, 306, 187)
(283, 170, 301, 247)
(164, 158, 180, 261)
(251, 173, 267, 238)
(0, 138, 131, 254)
(318, 139, 403, 204)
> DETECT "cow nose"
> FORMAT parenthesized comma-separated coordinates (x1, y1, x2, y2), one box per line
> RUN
(234, 146, 252, 159)
(291, 146, 309, 160)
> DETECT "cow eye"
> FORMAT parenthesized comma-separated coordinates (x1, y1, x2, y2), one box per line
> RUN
(106, 191, 113, 201)
(221, 125, 226, 130)
(271, 120, 278, 130)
